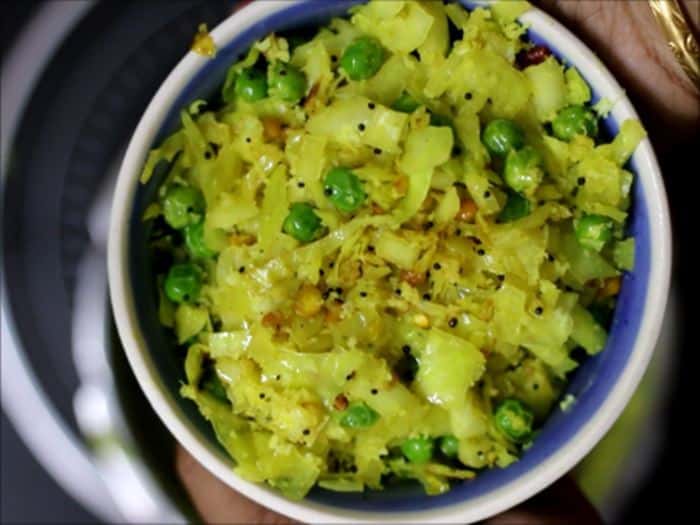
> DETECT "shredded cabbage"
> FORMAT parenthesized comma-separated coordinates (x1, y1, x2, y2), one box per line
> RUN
(141, 0, 642, 500)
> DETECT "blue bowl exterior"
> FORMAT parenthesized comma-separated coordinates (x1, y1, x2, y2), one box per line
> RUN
(129, 0, 650, 511)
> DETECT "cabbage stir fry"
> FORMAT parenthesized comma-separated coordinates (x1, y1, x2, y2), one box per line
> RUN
(142, 0, 644, 499)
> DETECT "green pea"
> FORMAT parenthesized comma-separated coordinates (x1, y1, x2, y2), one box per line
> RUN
(401, 436, 434, 464)
(493, 398, 534, 443)
(392, 92, 420, 113)
(234, 67, 268, 102)
(184, 221, 216, 259)
(503, 146, 544, 194)
(340, 37, 386, 81)
(552, 105, 598, 142)
(162, 186, 205, 229)
(268, 61, 307, 103)
(323, 167, 367, 213)
(164, 263, 202, 303)
(282, 202, 323, 242)
(482, 119, 525, 157)
(339, 402, 380, 428)
(498, 192, 531, 223)
(574, 214, 613, 251)
(439, 435, 460, 458)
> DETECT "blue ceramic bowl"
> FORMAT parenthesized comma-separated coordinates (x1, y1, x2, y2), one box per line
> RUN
(109, 1, 672, 522)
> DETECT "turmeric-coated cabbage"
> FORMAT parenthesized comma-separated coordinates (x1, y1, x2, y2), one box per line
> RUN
(141, 0, 643, 500)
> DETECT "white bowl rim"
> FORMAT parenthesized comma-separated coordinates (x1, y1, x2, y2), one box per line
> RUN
(108, 1, 672, 523)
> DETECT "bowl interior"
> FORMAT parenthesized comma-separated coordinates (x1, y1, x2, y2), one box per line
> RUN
(128, 0, 651, 512)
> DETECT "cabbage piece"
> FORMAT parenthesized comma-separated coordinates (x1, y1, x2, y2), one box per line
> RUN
(490, 280, 577, 376)
(565, 67, 591, 105)
(519, 293, 578, 376)
(460, 8, 521, 61)
(497, 357, 562, 420)
(207, 331, 252, 360)
(463, 164, 501, 215)
(552, 225, 618, 285)
(570, 155, 625, 212)
(394, 125, 453, 222)
(217, 358, 326, 445)
(157, 279, 175, 328)
(197, 142, 243, 209)
(487, 219, 550, 286)
(540, 135, 570, 180)
(458, 434, 517, 469)
(400, 125, 453, 174)
(454, 108, 489, 168)
(597, 119, 646, 166)
(612, 238, 635, 271)
(291, 39, 333, 111)
(140, 131, 184, 183)
(426, 46, 531, 118)
(444, 2, 469, 30)
(353, 434, 388, 489)
(180, 110, 208, 166)
(407, 327, 486, 407)
(491, 0, 531, 26)
(374, 231, 421, 269)
(490, 281, 528, 347)
(197, 112, 232, 145)
(351, 1, 434, 55)
(254, 34, 290, 63)
(287, 133, 328, 206)
(206, 191, 258, 232)
(184, 344, 205, 385)
(352, 0, 405, 20)
(207, 253, 255, 329)
(142, 202, 161, 221)
(417, 0, 448, 65)
(208, 285, 254, 330)
(355, 164, 401, 210)
(448, 390, 489, 439)
(317, 478, 364, 492)
(434, 186, 460, 225)
(593, 97, 615, 117)
(236, 429, 322, 500)
(259, 164, 290, 255)
(570, 304, 607, 354)
(306, 96, 408, 153)
(524, 57, 567, 122)
(174, 304, 209, 344)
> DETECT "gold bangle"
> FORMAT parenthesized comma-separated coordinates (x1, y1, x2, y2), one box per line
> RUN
(648, 0, 700, 91)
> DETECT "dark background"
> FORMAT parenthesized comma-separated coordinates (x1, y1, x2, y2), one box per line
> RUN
(2, 4, 95, 523)
(1, 1, 696, 524)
